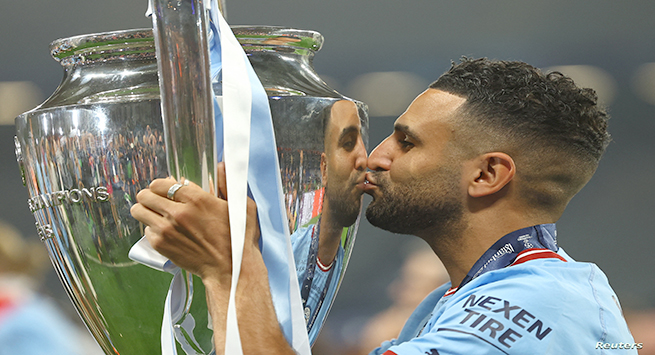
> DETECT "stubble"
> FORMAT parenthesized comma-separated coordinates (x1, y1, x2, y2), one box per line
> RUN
(365, 166, 464, 237)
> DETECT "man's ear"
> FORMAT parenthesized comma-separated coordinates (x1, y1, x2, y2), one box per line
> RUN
(320, 152, 328, 185)
(467, 152, 516, 198)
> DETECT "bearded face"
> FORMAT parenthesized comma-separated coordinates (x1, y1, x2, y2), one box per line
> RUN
(324, 174, 364, 227)
(320, 100, 367, 228)
(365, 165, 465, 236)
(362, 89, 470, 239)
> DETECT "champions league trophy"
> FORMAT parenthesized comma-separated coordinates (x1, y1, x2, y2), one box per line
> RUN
(14, 1, 368, 353)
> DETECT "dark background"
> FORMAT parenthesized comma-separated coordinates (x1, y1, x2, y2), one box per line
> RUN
(1, 0, 654, 352)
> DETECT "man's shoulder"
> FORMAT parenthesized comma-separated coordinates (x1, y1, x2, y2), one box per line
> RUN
(465, 252, 595, 296)
(415, 256, 634, 354)
(466, 251, 620, 307)
(380, 255, 636, 355)
(448, 254, 618, 328)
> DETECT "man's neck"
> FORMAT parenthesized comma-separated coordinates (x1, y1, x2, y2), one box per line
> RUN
(420, 213, 553, 288)
(316, 210, 343, 266)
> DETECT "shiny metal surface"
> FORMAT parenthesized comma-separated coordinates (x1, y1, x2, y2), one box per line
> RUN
(16, 100, 173, 354)
(16, 29, 210, 355)
(149, 0, 216, 353)
(14, 26, 368, 353)
(151, 0, 216, 189)
(234, 26, 369, 342)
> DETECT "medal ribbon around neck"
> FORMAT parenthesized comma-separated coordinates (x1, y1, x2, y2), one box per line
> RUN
(300, 221, 337, 331)
(459, 223, 559, 290)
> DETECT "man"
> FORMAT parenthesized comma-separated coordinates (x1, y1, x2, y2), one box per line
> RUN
(291, 99, 367, 341)
(131, 58, 636, 354)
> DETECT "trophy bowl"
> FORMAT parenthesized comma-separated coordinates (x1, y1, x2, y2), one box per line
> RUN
(14, 26, 368, 354)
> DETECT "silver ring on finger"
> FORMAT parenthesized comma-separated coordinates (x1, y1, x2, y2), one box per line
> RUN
(167, 183, 184, 201)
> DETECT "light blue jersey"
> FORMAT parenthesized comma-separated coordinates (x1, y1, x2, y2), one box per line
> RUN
(371, 225, 637, 355)
(291, 223, 344, 343)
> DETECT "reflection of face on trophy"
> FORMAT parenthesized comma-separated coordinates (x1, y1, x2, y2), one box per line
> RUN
(14, 16, 369, 350)
(318, 100, 368, 264)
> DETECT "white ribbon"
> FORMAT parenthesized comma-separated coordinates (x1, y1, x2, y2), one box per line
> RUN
(129, 237, 179, 274)
(128, 238, 193, 355)
(217, 9, 250, 355)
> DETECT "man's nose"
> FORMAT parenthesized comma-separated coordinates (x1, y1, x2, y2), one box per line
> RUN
(354, 137, 368, 171)
(367, 136, 393, 172)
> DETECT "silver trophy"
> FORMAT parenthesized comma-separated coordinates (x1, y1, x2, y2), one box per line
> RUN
(14, 5, 368, 355)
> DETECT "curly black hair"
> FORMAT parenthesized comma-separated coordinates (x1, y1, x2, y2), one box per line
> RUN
(430, 58, 611, 211)
(430, 57, 610, 163)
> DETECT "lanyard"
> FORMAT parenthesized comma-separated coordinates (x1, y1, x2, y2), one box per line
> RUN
(300, 221, 336, 330)
(459, 223, 559, 289)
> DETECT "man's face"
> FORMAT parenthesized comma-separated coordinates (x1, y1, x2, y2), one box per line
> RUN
(364, 89, 468, 236)
(322, 100, 368, 227)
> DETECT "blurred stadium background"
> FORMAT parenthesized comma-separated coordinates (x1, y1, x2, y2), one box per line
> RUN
(1, 0, 654, 353)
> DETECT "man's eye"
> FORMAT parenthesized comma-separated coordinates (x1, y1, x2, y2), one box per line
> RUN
(341, 140, 356, 151)
(399, 139, 414, 149)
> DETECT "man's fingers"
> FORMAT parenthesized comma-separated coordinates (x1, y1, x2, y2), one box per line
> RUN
(149, 177, 201, 203)
(130, 202, 164, 227)
(143, 225, 177, 258)
(134, 188, 173, 216)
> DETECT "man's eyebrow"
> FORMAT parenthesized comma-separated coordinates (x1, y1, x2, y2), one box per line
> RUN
(338, 125, 360, 142)
(394, 123, 421, 143)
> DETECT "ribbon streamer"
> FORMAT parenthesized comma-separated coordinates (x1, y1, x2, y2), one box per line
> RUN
(132, 1, 311, 354)
(215, 8, 250, 355)
(207, 4, 311, 354)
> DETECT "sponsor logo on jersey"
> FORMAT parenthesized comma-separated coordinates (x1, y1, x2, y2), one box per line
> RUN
(437, 293, 554, 352)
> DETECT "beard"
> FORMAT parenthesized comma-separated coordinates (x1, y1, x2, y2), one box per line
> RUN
(365, 166, 464, 237)
(324, 178, 363, 228)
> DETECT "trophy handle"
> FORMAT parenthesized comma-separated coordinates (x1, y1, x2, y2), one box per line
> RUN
(149, 0, 217, 353)
(150, 0, 216, 190)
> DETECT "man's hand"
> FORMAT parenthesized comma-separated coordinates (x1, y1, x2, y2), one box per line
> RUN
(130, 162, 260, 283)
(130, 162, 295, 355)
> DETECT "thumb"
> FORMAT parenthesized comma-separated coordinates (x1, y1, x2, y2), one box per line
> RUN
(217, 161, 228, 200)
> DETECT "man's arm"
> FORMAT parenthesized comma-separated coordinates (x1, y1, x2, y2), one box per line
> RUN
(203, 245, 295, 354)
(130, 163, 295, 354)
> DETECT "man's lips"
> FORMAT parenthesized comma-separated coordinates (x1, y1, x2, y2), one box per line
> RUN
(363, 172, 378, 192)
(354, 174, 368, 191)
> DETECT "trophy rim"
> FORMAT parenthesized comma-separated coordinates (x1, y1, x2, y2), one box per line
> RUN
(231, 26, 324, 53)
(49, 26, 325, 66)
(49, 28, 155, 67)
